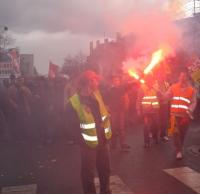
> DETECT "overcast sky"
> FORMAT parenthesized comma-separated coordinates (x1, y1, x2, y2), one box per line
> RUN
(0, 0, 191, 74)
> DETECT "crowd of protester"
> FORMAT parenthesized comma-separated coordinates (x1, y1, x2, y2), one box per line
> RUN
(0, 73, 140, 147)
(0, 75, 67, 145)
(0, 70, 199, 149)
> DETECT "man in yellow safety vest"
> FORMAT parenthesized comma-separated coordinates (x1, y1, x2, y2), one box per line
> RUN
(65, 70, 112, 194)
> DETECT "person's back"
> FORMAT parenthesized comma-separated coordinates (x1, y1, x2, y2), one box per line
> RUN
(108, 85, 127, 111)
(136, 80, 160, 147)
(137, 83, 160, 114)
(106, 76, 131, 151)
(106, 76, 128, 112)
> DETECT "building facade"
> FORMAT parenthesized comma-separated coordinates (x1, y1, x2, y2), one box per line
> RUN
(87, 34, 126, 79)
(0, 48, 20, 80)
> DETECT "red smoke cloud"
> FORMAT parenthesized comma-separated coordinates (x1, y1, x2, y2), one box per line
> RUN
(120, 11, 182, 57)
(100, 0, 183, 57)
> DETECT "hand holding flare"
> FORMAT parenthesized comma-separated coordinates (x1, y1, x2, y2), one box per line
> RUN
(128, 49, 164, 84)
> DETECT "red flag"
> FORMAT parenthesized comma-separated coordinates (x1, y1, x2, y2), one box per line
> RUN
(48, 61, 59, 78)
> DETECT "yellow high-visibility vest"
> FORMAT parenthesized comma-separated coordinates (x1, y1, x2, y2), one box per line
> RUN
(70, 90, 112, 148)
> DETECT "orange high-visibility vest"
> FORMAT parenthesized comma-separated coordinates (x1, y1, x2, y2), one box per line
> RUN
(170, 83, 194, 116)
(141, 85, 160, 112)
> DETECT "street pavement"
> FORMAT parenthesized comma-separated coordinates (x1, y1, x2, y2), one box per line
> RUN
(0, 121, 200, 194)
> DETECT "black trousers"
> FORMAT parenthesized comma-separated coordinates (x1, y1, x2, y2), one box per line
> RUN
(173, 117, 190, 153)
(159, 103, 169, 138)
(143, 113, 160, 144)
(80, 143, 111, 194)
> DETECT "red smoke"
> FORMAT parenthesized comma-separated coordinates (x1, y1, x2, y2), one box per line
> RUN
(121, 11, 182, 57)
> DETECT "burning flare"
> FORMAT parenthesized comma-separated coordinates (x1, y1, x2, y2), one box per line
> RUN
(143, 49, 164, 75)
(128, 69, 145, 84)
(140, 79, 145, 84)
(128, 69, 140, 80)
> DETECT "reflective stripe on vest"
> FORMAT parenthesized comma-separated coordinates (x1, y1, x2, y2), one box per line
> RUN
(152, 102, 159, 105)
(143, 96, 157, 100)
(141, 96, 159, 109)
(102, 116, 107, 121)
(104, 127, 111, 134)
(171, 96, 191, 113)
(82, 133, 98, 142)
(172, 97, 191, 104)
(81, 125, 110, 141)
(80, 123, 95, 129)
(142, 102, 151, 105)
(142, 101, 159, 105)
(171, 104, 189, 110)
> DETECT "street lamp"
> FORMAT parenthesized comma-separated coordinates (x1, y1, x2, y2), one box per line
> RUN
(0, 25, 8, 49)
(0, 25, 8, 31)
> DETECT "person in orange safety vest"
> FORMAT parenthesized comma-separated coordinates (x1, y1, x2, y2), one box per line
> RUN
(136, 76, 160, 148)
(163, 71, 197, 160)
